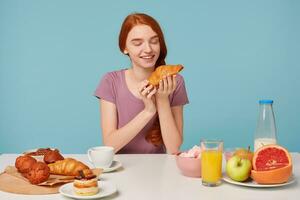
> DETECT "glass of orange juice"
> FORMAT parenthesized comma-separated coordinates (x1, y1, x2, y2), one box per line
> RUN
(201, 139, 223, 186)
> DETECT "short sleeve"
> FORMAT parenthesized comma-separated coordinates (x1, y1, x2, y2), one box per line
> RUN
(170, 74, 189, 107)
(94, 73, 116, 104)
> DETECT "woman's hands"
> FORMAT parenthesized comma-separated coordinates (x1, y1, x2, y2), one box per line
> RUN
(138, 75, 180, 152)
(156, 75, 177, 100)
(138, 75, 177, 113)
(138, 80, 157, 114)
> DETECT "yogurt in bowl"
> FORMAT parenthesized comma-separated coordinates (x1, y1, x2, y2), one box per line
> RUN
(175, 145, 202, 178)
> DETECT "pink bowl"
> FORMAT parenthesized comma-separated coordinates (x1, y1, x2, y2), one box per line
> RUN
(175, 154, 201, 178)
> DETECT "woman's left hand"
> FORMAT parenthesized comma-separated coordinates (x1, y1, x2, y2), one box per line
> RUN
(156, 75, 177, 100)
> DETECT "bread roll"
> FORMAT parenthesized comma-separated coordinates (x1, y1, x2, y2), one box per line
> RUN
(15, 155, 37, 173)
(26, 162, 50, 184)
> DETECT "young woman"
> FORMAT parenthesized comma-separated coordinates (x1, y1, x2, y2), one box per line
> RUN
(94, 13, 189, 154)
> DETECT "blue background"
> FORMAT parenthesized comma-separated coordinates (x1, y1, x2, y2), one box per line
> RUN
(1, 0, 299, 153)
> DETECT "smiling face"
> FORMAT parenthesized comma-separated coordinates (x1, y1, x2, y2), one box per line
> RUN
(124, 25, 160, 69)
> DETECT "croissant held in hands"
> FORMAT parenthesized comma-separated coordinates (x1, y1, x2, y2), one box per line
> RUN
(48, 158, 91, 176)
(148, 64, 184, 86)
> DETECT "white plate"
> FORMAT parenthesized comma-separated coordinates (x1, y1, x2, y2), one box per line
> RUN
(102, 160, 122, 173)
(59, 181, 117, 199)
(223, 174, 296, 188)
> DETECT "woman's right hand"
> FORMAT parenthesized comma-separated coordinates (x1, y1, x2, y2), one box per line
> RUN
(138, 80, 157, 114)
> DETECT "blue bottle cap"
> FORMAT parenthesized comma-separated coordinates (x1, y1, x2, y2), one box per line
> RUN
(259, 99, 273, 104)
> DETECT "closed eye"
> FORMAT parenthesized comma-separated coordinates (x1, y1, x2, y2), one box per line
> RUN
(150, 37, 159, 44)
(131, 39, 143, 46)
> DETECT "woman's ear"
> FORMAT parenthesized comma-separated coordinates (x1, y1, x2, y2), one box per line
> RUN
(124, 49, 128, 55)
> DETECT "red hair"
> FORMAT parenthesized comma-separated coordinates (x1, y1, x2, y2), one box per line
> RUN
(119, 13, 167, 67)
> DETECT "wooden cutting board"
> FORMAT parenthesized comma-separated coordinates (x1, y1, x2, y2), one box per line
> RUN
(0, 166, 102, 195)
(0, 171, 61, 195)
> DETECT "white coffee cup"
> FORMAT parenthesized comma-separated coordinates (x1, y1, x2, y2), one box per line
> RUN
(87, 146, 114, 169)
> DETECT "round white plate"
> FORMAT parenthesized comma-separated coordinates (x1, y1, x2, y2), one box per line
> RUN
(223, 174, 296, 188)
(102, 160, 122, 173)
(59, 181, 117, 199)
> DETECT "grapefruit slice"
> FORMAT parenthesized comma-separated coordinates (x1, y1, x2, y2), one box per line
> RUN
(251, 165, 292, 184)
(252, 144, 292, 171)
(251, 144, 293, 184)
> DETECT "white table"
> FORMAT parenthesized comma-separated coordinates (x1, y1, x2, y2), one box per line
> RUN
(0, 153, 299, 200)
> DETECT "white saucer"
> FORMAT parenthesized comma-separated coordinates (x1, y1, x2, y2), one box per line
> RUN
(59, 181, 117, 199)
(102, 160, 122, 173)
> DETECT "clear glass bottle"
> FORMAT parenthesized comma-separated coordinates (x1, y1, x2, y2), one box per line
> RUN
(254, 100, 277, 152)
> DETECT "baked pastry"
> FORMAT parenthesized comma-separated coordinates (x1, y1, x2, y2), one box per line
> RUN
(44, 149, 64, 164)
(15, 155, 37, 173)
(26, 162, 50, 184)
(73, 171, 99, 196)
(145, 119, 163, 147)
(148, 64, 184, 86)
(24, 148, 52, 156)
(48, 158, 91, 176)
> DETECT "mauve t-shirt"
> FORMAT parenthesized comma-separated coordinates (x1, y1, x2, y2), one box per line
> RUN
(94, 69, 189, 154)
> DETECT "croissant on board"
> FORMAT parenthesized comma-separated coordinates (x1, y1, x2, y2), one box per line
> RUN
(44, 149, 64, 164)
(148, 64, 184, 86)
(24, 148, 52, 156)
(48, 158, 91, 176)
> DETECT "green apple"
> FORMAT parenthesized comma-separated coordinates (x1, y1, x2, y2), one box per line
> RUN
(226, 155, 252, 182)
